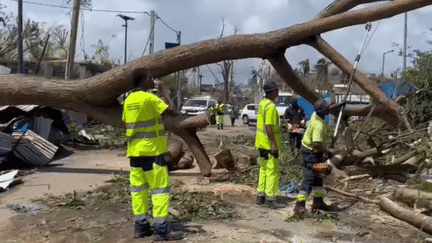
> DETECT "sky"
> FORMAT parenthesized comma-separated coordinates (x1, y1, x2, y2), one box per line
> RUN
(2, 0, 432, 85)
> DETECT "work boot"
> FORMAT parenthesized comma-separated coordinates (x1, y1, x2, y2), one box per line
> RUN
(293, 200, 306, 216)
(217, 124, 220, 130)
(311, 197, 330, 214)
(255, 194, 265, 205)
(264, 199, 286, 209)
(221, 124, 224, 129)
(134, 221, 153, 238)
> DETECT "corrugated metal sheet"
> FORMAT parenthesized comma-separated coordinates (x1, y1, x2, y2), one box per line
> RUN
(0, 105, 39, 113)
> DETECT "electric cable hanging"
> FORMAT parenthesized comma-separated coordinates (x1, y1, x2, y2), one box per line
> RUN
(12, 0, 150, 14)
(79, 10, 89, 60)
(141, 13, 180, 56)
(141, 23, 154, 56)
(156, 14, 179, 34)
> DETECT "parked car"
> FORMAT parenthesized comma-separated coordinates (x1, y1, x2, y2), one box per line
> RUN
(240, 104, 257, 124)
(180, 96, 217, 116)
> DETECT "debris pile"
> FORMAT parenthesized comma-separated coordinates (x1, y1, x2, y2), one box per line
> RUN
(0, 106, 66, 168)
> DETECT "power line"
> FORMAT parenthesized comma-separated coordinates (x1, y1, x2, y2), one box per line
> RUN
(156, 14, 179, 34)
(141, 20, 155, 56)
(11, 0, 150, 15)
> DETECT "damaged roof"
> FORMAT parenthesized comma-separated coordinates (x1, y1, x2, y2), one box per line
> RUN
(0, 105, 39, 113)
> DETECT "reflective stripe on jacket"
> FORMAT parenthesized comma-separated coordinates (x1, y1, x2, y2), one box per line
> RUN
(123, 91, 169, 157)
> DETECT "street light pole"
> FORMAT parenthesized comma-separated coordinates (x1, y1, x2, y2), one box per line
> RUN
(117, 14, 135, 64)
(381, 50, 394, 77)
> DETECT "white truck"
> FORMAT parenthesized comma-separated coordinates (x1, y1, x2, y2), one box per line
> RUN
(180, 96, 217, 116)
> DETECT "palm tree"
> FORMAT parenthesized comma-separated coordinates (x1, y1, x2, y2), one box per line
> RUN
(298, 59, 310, 77)
(313, 58, 331, 92)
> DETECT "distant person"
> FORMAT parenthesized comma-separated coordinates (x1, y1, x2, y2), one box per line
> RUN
(255, 80, 285, 209)
(122, 68, 183, 241)
(215, 99, 226, 129)
(209, 105, 216, 126)
(229, 106, 239, 126)
(284, 98, 306, 152)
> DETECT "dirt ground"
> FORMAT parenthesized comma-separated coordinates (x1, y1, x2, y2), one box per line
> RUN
(0, 118, 428, 243)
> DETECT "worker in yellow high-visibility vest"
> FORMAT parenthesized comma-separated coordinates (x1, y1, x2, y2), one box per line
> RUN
(122, 68, 183, 241)
(293, 98, 332, 216)
(255, 80, 285, 209)
(215, 99, 226, 130)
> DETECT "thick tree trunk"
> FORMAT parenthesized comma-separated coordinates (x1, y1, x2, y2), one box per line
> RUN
(0, 0, 431, 176)
(0, 0, 428, 125)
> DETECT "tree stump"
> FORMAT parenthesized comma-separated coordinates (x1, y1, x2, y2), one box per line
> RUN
(213, 148, 236, 171)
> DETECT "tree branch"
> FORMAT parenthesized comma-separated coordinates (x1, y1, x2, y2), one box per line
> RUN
(308, 35, 401, 124)
(267, 51, 321, 103)
(313, 0, 388, 20)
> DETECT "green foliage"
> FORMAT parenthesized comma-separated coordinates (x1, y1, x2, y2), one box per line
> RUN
(105, 173, 129, 184)
(31, 191, 85, 210)
(314, 212, 340, 224)
(403, 52, 432, 123)
(91, 39, 113, 65)
(98, 185, 130, 203)
(225, 140, 303, 186)
(171, 190, 235, 221)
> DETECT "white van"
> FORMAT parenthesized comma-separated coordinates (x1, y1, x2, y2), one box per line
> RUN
(274, 91, 295, 118)
(180, 96, 217, 116)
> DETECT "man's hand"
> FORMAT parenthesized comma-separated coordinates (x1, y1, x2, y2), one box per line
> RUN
(270, 144, 279, 158)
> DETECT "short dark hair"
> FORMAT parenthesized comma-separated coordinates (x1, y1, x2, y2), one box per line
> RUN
(131, 68, 148, 88)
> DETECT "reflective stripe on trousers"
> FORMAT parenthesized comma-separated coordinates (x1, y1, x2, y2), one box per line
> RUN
(130, 164, 170, 221)
(216, 114, 224, 125)
(297, 187, 327, 201)
(257, 153, 280, 198)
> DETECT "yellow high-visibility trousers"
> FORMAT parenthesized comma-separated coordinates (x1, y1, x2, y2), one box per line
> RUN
(130, 162, 170, 224)
(257, 154, 280, 200)
(216, 114, 224, 125)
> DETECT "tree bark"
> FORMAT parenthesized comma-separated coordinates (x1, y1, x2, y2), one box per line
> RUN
(327, 185, 432, 235)
(394, 187, 432, 209)
(0, 0, 428, 124)
(378, 197, 432, 236)
(0, 0, 431, 176)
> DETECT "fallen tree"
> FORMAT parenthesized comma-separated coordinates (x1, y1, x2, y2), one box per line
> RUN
(326, 186, 432, 236)
(1, 0, 431, 176)
(2, 0, 430, 125)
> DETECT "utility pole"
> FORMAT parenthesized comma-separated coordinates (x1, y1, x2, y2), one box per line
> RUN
(198, 74, 204, 95)
(381, 50, 394, 77)
(65, 0, 81, 79)
(149, 11, 155, 54)
(395, 12, 408, 97)
(402, 12, 408, 79)
(117, 14, 135, 64)
(17, 0, 23, 73)
(176, 31, 181, 110)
